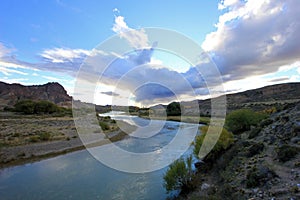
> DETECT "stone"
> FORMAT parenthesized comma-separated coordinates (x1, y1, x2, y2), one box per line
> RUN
(201, 183, 210, 190)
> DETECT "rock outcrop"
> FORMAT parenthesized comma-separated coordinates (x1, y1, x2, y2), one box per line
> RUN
(0, 81, 72, 109)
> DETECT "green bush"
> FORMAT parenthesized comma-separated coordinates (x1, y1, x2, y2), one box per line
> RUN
(29, 135, 40, 143)
(163, 155, 195, 194)
(52, 107, 72, 117)
(35, 100, 59, 114)
(99, 121, 110, 131)
(14, 100, 61, 114)
(193, 126, 234, 161)
(14, 100, 36, 114)
(38, 131, 51, 141)
(225, 109, 267, 134)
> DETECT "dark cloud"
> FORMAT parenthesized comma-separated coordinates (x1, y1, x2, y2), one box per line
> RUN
(268, 77, 290, 83)
(134, 83, 175, 102)
(101, 91, 120, 97)
(203, 0, 300, 81)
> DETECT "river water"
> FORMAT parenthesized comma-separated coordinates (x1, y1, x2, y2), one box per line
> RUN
(0, 112, 199, 200)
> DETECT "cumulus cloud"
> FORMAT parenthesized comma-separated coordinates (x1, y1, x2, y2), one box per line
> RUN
(202, 0, 300, 81)
(112, 15, 149, 49)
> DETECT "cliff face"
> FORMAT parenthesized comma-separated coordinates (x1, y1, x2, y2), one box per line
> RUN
(0, 82, 72, 109)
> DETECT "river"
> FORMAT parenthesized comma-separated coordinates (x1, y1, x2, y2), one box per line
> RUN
(0, 112, 199, 200)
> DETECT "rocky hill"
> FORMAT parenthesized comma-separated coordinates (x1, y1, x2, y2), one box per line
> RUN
(169, 82, 300, 116)
(0, 81, 72, 109)
(181, 101, 300, 200)
(225, 82, 300, 110)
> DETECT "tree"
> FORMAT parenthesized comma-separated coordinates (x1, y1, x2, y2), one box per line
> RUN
(166, 102, 181, 116)
(163, 155, 195, 194)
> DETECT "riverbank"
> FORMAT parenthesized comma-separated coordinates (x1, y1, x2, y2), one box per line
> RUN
(178, 102, 300, 199)
(0, 112, 136, 169)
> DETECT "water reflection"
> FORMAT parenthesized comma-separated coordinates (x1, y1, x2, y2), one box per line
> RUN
(0, 114, 198, 200)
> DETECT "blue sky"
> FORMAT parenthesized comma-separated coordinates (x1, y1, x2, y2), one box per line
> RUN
(1, 0, 300, 106)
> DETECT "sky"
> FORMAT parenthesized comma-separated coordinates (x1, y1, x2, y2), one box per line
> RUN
(0, 0, 300, 106)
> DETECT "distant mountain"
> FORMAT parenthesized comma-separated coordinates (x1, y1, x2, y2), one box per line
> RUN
(150, 82, 300, 116)
(0, 81, 72, 109)
(1, 81, 300, 114)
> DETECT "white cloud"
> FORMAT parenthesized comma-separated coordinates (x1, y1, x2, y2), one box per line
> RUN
(218, 0, 240, 10)
(278, 61, 300, 72)
(202, 0, 300, 82)
(0, 44, 33, 76)
(0, 66, 28, 76)
(40, 48, 90, 63)
(112, 15, 149, 49)
(112, 8, 120, 14)
(0, 61, 31, 70)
